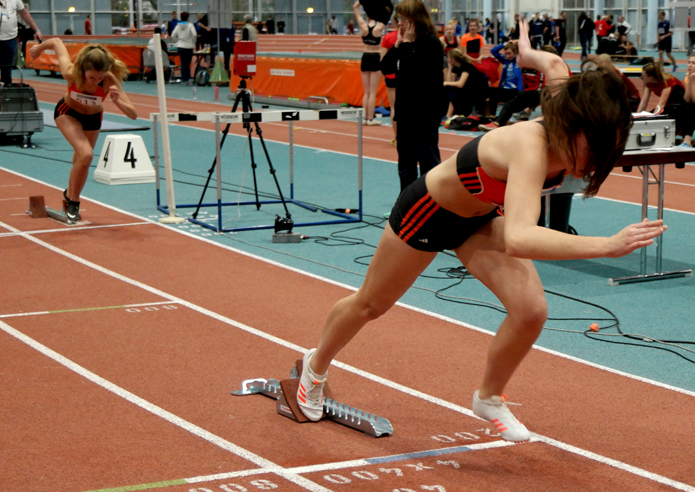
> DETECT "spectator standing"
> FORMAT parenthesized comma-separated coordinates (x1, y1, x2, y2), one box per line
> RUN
(381, 0, 443, 193)
(85, 14, 92, 35)
(578, 12, 594, 59)
(327, 15, 337, 34)
(606, 15, 616, 36)
(484, 18, 493, 44)
(381, 18, 398, 145)
(276, 16, 285, 34)
(508, 13, 520, 40)
(555, 11, 567, 57)
(354, 1, 385, 125)
(220, 18, 236, 72)
(617, 16, 631, 37)
(530, 14, 545, 50)
(657, 11, 678, 72)
(241, 15, 258, 41)
(346, 19, 355, 34)
(167, 11, 179, 37)
(542, 14, 554, 46)
(595, 15, 609, 46)
(460, 18, 484, 59)
(195, 13, 211, 51)
(170, 11, 197, 84)
(266, 16, 275, 34)
(0, 0, 42, 86)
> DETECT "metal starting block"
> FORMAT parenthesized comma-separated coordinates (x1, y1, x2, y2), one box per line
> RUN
(26, 195, 77, 225)
(231, 359, 394, 438)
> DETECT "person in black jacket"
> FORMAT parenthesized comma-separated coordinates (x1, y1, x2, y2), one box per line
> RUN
(578, 12, 594, 59)
(381, 0, 444, 193)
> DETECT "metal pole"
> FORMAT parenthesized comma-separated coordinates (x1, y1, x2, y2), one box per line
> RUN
(640, 165, 649, 275)
(289, 121, 294, 199)
(215, 114, 222, 232)
(153, 114, 160, 205)
(357, 108, 363, 221)
(656, 164, 665, 273)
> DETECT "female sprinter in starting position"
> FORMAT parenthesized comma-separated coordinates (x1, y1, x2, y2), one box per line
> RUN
(29, 39, 137, 223)
(295, 18, 666, 442)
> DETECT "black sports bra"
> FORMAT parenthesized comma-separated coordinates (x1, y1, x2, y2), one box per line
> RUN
(362, 25, 382, 46)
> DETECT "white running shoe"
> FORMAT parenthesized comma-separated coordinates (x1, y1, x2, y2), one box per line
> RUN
(472, 390, 530, 442)
(297, 348, 327, 421)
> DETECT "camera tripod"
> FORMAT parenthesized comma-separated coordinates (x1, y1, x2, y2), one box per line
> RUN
(192, 76, 293, 233)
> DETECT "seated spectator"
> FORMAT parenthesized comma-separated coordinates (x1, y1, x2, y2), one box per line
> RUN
(486, 41, 522, 117)
(440, 20, 460, 70)
(680, 54, 695, 147)
(146, 27, 172, 82)
(624, 41, 638, 64)
(480, 45, 559, 131)
(597, 33, 619, 55)
(637, 62, 687, 139)
(596, 54, 641, 111)
(460, 19, 485, 59)
(443, 48, 488, 118)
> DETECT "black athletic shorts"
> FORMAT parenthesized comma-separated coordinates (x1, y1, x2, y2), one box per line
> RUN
(658, 38, 672, 53)
(384, 76, 397, 88)
(388, 174, 501, 252)
(361, 52, 381, 72)
(54, 98, 103, 131)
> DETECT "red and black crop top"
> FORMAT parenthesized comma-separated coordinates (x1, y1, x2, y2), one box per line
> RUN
(68, 81, 107, 107)
(456, 133, 566, 207)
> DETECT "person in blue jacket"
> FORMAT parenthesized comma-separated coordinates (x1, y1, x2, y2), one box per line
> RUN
(486, 41, 523, 118)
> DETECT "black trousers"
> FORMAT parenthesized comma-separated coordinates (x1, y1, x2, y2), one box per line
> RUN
(178, 48, 193, 82)
(495, 90, 541, 126)
(396, 120, 441, 193)
(487, 87, 519, 117)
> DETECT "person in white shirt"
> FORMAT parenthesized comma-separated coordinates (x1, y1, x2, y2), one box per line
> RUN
(170, 11, 197, 84)
(0, 0, 42, 85)
(616, 16, 631, 38)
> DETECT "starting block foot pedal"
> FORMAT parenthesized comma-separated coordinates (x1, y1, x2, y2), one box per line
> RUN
(27, 196, 48, 218)
(230, 357, 394, 438)
(27, 195, 79, 225)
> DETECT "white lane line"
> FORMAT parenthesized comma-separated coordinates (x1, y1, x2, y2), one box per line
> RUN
(1, 217, 693, 492)
(609, 170, 695, 188)
(0, 316, 331, 492)
(0, 221, 151, 238)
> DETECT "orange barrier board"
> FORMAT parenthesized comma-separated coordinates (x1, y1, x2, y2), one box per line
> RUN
(230, 56, 390, 108)
(25, 40, 145, 76)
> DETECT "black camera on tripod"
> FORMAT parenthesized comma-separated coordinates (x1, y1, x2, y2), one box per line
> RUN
(274, 215, 294, 233)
